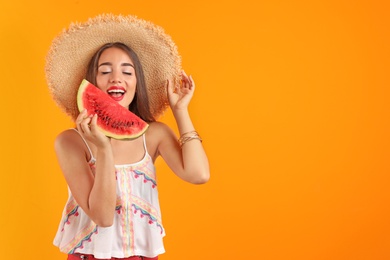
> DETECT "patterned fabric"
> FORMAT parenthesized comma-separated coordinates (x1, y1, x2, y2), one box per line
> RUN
(53, 132, 165, 259)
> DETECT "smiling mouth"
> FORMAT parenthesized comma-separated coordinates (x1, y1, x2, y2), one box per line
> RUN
(107, 87, 126, 101)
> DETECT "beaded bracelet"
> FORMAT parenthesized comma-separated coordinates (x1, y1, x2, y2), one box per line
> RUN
(178, 131, 203, 148)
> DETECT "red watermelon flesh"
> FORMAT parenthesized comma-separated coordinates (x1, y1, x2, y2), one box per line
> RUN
(77, 79, 149, 140)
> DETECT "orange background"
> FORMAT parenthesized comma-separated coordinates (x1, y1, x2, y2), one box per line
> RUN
(1, 0, 390, 259)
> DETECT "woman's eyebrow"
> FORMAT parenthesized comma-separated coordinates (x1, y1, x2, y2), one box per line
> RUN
(121, 63, 134, 68)
(98, 62, 134, 68)
(98, 62, 112, 67)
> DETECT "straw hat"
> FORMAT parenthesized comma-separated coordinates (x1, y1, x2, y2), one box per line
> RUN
(45, 14, 181, 121)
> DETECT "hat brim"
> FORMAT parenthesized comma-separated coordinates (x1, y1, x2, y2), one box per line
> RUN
(45, 14, 181, 121)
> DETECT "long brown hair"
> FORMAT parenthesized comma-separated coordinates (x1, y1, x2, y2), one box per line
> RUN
(86, 42, 155, 122)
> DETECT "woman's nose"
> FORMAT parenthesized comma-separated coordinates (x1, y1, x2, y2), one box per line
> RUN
(110, 78, 122, 83)
(110, 71, 122, 83)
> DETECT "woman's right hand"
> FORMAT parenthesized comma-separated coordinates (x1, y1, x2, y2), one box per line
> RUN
(58, 109, 116, 227)
(76, 109, 111, 148)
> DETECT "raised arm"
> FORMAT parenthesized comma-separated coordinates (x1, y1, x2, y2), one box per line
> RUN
(156, 71, 210, 184)
(54, 111, 116, 227)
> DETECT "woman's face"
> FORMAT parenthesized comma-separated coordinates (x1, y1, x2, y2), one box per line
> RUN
(96, 47, 137, 108)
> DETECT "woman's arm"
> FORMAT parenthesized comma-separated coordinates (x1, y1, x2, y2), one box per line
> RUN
(55, 112, 116, 227)
(156, 71, 210, 184)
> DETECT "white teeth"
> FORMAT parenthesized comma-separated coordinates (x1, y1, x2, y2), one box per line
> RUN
(108, 89, 125, 94)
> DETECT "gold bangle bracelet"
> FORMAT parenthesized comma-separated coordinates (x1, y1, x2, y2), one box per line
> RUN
(179, 130, 197, 138)
(178, 131, 202, 148)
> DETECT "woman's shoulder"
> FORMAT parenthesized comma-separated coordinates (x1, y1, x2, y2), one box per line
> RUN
(56, 128, 78, 141)
(146, 121, 176, 143)
(145, 121, 176, 157)
(55, 128, 85, 152)
(146, 121, 174, 138)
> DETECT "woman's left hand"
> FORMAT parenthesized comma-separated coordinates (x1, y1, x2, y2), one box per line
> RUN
(167, 70, 195, 111)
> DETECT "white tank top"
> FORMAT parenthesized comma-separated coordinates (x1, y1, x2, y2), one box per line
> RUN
(53, 129, 165, 258)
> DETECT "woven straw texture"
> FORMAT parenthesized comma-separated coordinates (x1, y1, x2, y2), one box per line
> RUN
(45, 14, 181, 121)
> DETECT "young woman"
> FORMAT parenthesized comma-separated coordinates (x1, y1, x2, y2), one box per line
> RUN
(46, 15, 209, 260)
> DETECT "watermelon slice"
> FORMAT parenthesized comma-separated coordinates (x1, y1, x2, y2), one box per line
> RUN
(77, 79, 149, 140)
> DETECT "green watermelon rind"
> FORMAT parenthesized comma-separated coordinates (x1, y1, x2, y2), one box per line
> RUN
(76, 79, 149, 140)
